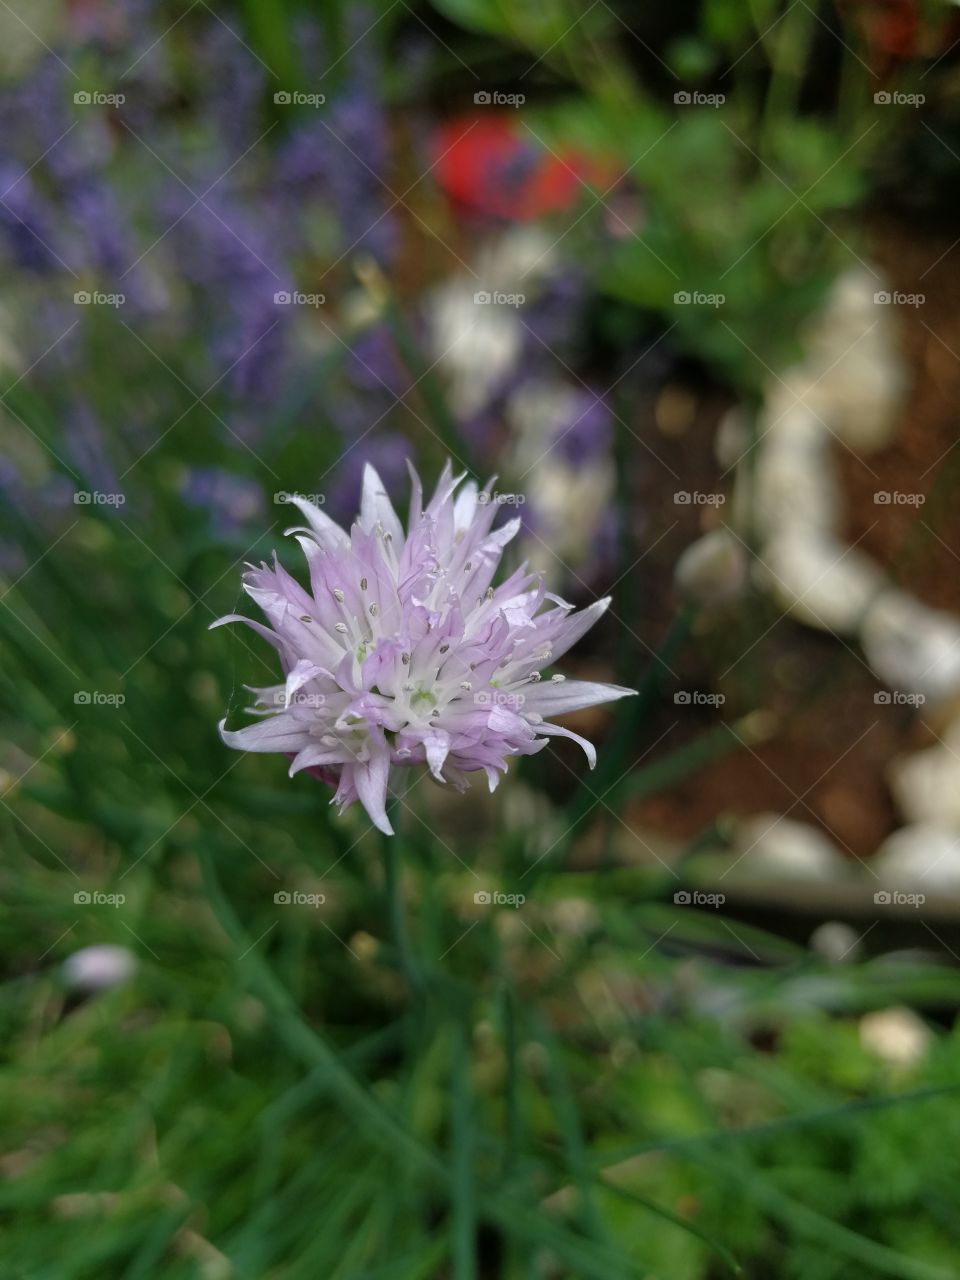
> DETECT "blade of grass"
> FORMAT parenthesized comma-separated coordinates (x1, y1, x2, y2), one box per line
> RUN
(450, 1015, 477, 1280)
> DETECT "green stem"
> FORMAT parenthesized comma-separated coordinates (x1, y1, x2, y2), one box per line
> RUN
(383, 798, 423, 995)
(197, 845, 440, 1177)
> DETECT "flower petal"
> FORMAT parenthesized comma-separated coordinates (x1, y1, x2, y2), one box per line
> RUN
(218, 714, 312, 753)
(360, 463, 404, 542)
(284, 658, 328, 708)
(521, 678, 636, 717)
(422, 728, 451, 781)
(545, 596, 612, 663)
(285, 496, 350, 551)
(353, 746, 394, 835)
(289, 742, 348, 776)
(536, 721, 598, 769)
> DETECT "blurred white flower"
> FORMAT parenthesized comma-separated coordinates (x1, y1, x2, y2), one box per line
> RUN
(427, 226, 555, 417)
(508, 380, 616, 572)
(62, 944, 137, 993)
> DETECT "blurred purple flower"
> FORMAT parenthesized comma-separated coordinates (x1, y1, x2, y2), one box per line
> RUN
(200, 20, 266, 151)
(277, 11, 398, 265)
(181, 466, 264, 536)
(346, 325, 408, 399)
(550, 389, 612, 466)
(521, 269, 588, 352)
(65, 403, 122, 500)
(0, 167, 67, 273)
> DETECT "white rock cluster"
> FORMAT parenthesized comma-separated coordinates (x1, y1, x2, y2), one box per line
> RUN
(732, 268, 960, 702)
(723, 269, 960, 899)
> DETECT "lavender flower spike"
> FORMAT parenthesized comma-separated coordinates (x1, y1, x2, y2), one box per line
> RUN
(212, 462, 636, 834)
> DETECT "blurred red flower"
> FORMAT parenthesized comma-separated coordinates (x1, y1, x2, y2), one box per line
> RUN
(432, 114, 614, 221)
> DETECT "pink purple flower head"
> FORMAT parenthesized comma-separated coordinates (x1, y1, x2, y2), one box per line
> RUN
(213, 462, 635, 834)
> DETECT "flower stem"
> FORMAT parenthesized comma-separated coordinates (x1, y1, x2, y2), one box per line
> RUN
(383, 797, 423, 995)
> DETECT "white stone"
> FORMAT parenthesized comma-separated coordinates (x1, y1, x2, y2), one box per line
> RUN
(753, 422, 840, 539)
(809, 920, 862, 963)
(674, 529, 747, 606)
(800, 269, 907, 455)
(758, 531, 885, 632)
(733, 813, 845, 880)
(862, 590, 960, 702)
(888, 741, 960, 827)
(873, 822, 960, 892)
